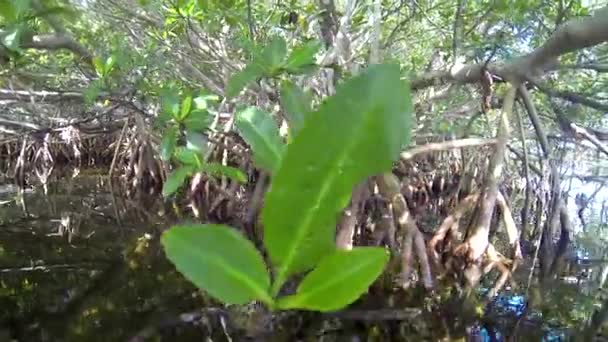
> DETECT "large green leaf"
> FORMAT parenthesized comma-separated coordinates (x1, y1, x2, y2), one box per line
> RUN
(183, 109, 212, 131)
(260, 35, 287, 72)
(263, 64, 412, 294)
(162, 165, 194, 197)
(276, 247, 389, 312)
(284, 40, 321, 74)
(279, 81, 311, 138)
(162, 224, 273, 305)
(174, 147, 202, 167)
(235, 107, 285, 173)
(179, 94, 193, 121)
(226, 64, 263, 98)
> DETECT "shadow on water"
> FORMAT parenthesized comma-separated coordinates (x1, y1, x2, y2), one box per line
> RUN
(0, 173, 607, 341)
(0, 173, 217, 341)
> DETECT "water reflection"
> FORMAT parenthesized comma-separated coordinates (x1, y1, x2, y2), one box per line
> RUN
(1, 174, 607, 341)
(0, 174, 212, 341)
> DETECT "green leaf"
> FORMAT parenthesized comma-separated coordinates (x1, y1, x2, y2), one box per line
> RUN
(261, 35, 287, 71)
(263, 64, 412, 294)
(160, 125, 178, 161)
(284, 40, 321, 73)
(279, 81, 311, 138)
(276, 247, 389, 312)
(104, 54, 116, 75)
(161, 89, 180, 120)
(174, 147, 202, 167)
(162, 165, 194, 197)
(193, 94, 219, 109)
(185, 130, 208, 154)
(93, 56, 105, 76)
(235, 107, 285, 173)
(226, 64, 263, 98)
(162, 224, 273, 305)
(0, 0, 17, 22)
(200, 162, 247, 184)
(183, 109, 211, 131)
(179, 94, 193, 121)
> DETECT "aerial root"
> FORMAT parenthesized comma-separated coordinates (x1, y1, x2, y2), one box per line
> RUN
(484, 243, 513, 298)
(429, 193, 479, 267)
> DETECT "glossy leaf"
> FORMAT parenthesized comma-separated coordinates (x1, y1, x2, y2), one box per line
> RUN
(174, 147, 202, 167)
(162, 224, 273, 305)
(183, 109, 211, 131)
(235, 107, 285, 173)
(226, 64, 263, 98)
(284, 40, 321, 73)
(263, 64, 412, 293)
(200, 162, 247, 184)
(162, 165, 194, 197)
(179, 95, 193, 121)
(105, 55, 116, 74)
(276, 247, 389, 312)
(279, 81, 311, 137)
(160, 125, 178, 161)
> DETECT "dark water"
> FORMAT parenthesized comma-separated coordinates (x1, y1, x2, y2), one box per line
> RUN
(0, 174, 606, 341)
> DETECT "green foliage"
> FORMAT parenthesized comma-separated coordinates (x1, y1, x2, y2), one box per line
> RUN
(264, 64, 412, 293)
(276, 248, 389, 312)
(260, 36, 287, 73)
(279, 80, 311, 138)
(162, 64, 413, 312)
(83, 80, 102, 106)
(162, 165, 194, 197)
(0, 0, 29, 23)
(226, 64, 264, 98)
(93, 54, 117, 78)
(158, 91, 245, 197)
(161, 224, 273, 305)
(283, 40, 321, 74)
(226, 36, 321, 97)
(235, 107, 285, 173)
